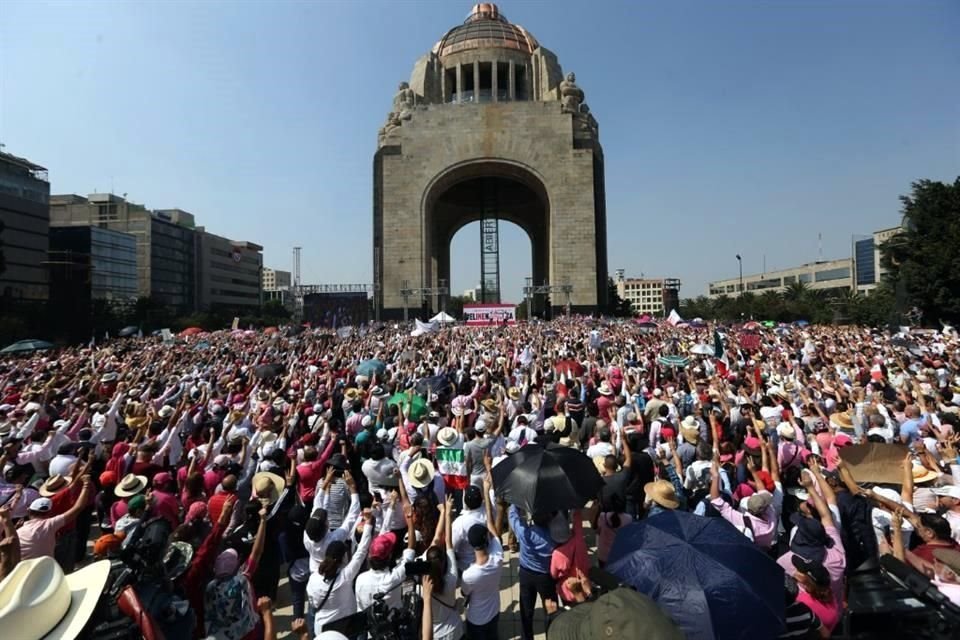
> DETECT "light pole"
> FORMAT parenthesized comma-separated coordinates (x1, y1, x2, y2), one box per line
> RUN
(735, 254, 743, 297)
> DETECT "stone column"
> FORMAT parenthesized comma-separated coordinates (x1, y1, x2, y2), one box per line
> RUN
(492, 59, 498, 102)
(473, 60, 480, 100)
(456, 63, 462, 103)
(508, 60, 515, 100)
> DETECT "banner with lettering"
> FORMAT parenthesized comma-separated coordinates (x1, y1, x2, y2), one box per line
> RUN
(463, 304, 516, 326)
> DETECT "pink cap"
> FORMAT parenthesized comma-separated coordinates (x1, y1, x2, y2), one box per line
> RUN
(370, 532, 397, 561)
(744, 436, 762, 451)
(833, 433, 853, 448)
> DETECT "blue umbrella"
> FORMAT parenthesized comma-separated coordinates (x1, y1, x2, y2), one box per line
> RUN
(607, 511, 784, 640)
(357, 359, 386, 378)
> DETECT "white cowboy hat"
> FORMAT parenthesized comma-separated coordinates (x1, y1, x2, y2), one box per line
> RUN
(598, 382, 614, 396)
(0, 556, 110, 640)
(408, 458, 436, 489)
(114, 473, 148, 498)
(252, 471, 285, 505)
(437, 427, 458, 448)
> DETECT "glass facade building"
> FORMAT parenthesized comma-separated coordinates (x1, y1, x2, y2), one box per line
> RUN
(854, 238, 876, 287)
(48, 226, 138, 305)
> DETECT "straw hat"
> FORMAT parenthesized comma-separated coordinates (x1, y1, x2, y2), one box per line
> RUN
(830, 412, 854, 431)
(114, 473, 148, 498)
(776, 422, 797, 441)
(680, 416, 699, 444)
(39, 474, 69, 497)
(344, 388, 361, 402)
(408, 458, 436, 489)
(598, 382, 614, 396)
(252, 471, 285, 505)
(481, 398, 499, 414)
(507, 387, 521, 401)
(0, 556, 110, 640)
(437, 427, 459, 448)
(912, 465, 939, 484)
(644, 480, 680, 509)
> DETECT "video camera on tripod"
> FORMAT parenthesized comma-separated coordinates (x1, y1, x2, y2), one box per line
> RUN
(364, 583, 423, 640)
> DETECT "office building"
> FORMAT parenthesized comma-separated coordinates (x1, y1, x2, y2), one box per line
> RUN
(0, 150, 50, 301)
(262, 268, 291, 291)
(853, 226, 901, 293)
(707, 258, 853, 298)
(462, 285, 481, 302)
(195, 229, 263, 311)
(47, 226, 138, 306)
(50, 195, 197, 312)
(615, 271, 681, 316)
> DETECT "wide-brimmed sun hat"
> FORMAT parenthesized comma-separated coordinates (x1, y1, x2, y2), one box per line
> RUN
(408, 458, 436, 489)
(644, 480, 680, 510)
(114, 473, 148, 498)
(0, 556, 111, 640)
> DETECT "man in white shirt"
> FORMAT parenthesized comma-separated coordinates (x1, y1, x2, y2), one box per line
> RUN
(460, 523, 504, 637)
(451, 485, 489, 574)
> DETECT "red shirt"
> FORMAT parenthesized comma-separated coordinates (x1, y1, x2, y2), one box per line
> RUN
(182, 521, 226, 639)
(151, 490, 180, 529)
(48, 483, 83, 534)
(296, 437, 337, 502)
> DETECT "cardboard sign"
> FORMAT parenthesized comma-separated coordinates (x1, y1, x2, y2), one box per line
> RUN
(160, 328, 173, 344)
(231, 316, 240, 331)
(839, 443, 910, 485)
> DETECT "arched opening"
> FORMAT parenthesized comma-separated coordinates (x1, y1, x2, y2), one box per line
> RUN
(422, 161, 550, 316)
(449, 220, 533, 315)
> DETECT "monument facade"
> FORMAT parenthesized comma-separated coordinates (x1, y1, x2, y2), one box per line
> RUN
(373, 3, 608, 317)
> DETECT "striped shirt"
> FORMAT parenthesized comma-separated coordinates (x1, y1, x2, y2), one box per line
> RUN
(779, 601, 821, 639)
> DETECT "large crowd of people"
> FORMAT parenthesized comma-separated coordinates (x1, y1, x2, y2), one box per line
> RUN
(0, 317, 959, 640)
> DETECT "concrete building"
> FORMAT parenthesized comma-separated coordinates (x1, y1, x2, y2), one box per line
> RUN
(47, 226, 138, 305)
(0, 151, 50, 301)
(262, 268, 291, 291)
(373, 3, 607, 319)
(50, 195, 197, 312)
(462, 285, 481, 301)
(195, 230, 263, 311)
(708, 258, 854, 298)
(615, 271, 681, 316)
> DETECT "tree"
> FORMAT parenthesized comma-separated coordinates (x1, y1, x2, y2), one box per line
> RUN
(262, 299, 291, 321)
(605, 277, 633, 317)
(445, 295, 468, 319)
(881, 177, 960, 324)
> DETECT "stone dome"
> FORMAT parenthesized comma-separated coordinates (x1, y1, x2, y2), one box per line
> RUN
(432, 3, 538, 58)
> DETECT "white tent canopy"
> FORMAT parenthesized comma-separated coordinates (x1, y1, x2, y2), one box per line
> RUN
(430, 311, 456, 324)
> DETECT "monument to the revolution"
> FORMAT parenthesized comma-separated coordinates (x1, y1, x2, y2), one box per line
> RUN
(373, 3, 607, 318)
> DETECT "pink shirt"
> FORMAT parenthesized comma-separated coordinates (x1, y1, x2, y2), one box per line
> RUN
(17, 512, 70, 560)
(711, 495, 777, 549)
(597, 512, 633, 563)
(797, 591, 841, 634)
(550, 512, 589, 604)
(778, 525, 847, 604)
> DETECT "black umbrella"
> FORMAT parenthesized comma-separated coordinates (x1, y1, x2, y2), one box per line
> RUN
(118, 326, 139, 338)
(253, 363, 285, 380)
(492, 442, 604, 514)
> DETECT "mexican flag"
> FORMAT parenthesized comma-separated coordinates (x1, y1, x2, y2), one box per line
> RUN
(714, 330, 729, 378)
(436, 447, 469, 490)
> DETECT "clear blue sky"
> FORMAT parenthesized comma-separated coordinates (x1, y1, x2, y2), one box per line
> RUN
(2, 1, 957, 301)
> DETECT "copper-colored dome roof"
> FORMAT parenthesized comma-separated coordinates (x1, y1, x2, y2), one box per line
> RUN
(433, 3, 538, 58)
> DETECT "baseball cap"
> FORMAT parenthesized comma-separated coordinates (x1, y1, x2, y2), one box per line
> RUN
(467, 523, 489, 550)
(548, 588, 682, 640)
(370, 532, 397, 561)
(464, 485, 483, 510)
(28, 497, 52, 513)
(791, 555, 830, 587)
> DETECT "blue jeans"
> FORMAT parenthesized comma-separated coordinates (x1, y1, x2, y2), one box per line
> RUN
(289, 571, 307, 620)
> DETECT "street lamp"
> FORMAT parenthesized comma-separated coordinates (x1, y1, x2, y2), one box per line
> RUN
(735, 254, 743, 296)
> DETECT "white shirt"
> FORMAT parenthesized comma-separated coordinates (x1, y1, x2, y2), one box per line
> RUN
(451, 507, 489, 573)
(586, 442, 614, 459)
(48, 454, 77, 477)
(308, 524, 373, 632)
(303, 493, 361, 573)
(427, 548, 463, 640)
(461, 537, 504, 626)
(354, 548, 416, 610)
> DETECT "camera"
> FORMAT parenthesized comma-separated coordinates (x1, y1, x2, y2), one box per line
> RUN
(404, 559, 431, 577)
